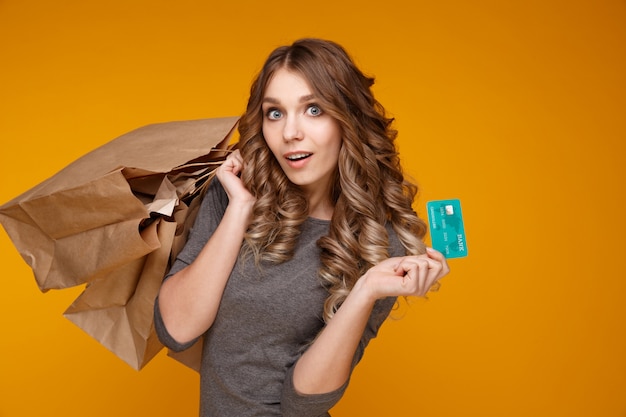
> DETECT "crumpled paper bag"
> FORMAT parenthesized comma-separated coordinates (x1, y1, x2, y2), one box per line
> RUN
(0, 116, 238, 370)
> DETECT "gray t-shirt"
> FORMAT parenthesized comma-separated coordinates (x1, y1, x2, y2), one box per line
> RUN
(154, 179, 405, 416)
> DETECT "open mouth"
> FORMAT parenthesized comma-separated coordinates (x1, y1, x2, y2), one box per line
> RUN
(286, 153, 312, 161)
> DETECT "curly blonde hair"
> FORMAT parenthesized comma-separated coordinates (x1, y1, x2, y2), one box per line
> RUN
(238, 38, 426, 322)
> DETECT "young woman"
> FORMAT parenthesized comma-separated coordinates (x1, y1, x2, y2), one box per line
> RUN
(154, 38, 449, 416)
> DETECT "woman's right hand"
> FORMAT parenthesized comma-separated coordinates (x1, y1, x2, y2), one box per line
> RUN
(216, 149, 256, 208)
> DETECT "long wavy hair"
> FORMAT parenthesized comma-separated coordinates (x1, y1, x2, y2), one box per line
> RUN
(238, 38, 426, 322)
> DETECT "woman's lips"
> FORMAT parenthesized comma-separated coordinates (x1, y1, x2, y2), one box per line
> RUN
(284, 152, 312, 168)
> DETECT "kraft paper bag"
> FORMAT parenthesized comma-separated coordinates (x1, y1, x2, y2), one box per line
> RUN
(0, 117, 238, 370)
(64, 217, 177, 370)
(0, 117, 238, 291)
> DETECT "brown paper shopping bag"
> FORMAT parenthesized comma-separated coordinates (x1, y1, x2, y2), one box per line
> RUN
(0, 116, 238, 370)
(64, 217, 177, 370)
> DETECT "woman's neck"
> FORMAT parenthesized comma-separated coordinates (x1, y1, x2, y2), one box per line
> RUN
(306, 190, 334, 221)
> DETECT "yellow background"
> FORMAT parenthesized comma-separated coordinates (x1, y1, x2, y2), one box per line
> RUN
(1, 1, 625, 416)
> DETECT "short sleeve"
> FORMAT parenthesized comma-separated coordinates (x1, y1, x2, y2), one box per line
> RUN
(280, 365, 342, 417)
(167, 178, 229, 270)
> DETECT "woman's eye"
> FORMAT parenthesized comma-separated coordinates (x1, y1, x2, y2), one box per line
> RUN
(266, 109, 282, 120)
(306, 105, 322, 116)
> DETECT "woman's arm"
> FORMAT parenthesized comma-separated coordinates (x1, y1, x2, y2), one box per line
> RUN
(292, 248, 449, 395)
(157, 150, 255, 344)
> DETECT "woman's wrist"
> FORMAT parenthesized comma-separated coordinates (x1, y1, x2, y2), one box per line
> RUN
(349, 275, 380, 308)
(226, 198, 255, 220)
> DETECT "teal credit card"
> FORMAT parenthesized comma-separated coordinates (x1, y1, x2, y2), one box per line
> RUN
(427, 199, 468, 258)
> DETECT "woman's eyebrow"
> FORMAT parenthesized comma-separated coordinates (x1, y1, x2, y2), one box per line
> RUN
(262, 97, 280, 104)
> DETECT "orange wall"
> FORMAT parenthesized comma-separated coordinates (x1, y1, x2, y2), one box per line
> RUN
(1, 1, 625, 416)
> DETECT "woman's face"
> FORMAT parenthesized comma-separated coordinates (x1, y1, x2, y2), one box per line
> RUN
(261, 68, 342, 201)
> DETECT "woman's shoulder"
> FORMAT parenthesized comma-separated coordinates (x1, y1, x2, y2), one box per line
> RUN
(201, 177, 229, 210)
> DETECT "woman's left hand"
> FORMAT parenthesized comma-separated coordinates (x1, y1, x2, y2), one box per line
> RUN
(359, 247, 450, 300)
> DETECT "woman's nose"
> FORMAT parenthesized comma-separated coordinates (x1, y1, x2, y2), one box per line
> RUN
(282, 115, 303, 141)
